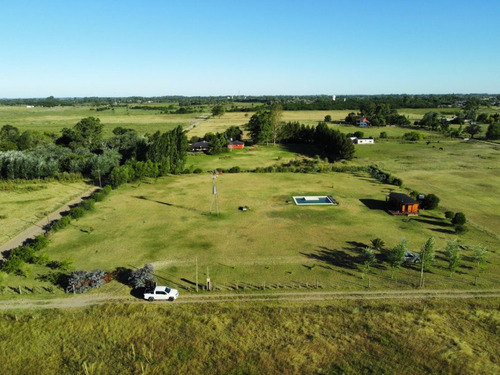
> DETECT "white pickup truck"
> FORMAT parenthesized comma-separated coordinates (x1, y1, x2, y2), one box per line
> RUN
(143, 285, 179, 302)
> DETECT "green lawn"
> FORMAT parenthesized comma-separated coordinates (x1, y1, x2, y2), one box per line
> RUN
(31, 172, 498, 293)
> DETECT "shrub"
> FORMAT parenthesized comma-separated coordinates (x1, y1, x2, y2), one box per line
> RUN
(92, 192, 105, 202)
(380, 131, 388, 138)
(421, 194, 440, 210)
(445, 211, 455, 220)
(228, 166, 241, 173)
(452, 212, 466, 226)
(66, 269, 108, 293)
(0, 255, 24, 274)
(403, 132, 423, 141)
(81, 198, 95, 211)
(193, 168, 203, 174)
(31, 235, 50, 251)
(129, 264, 155, 289)
(455, 225, 467, 234)
(69, 206, 85, 220)
(52, 216, 71, 231)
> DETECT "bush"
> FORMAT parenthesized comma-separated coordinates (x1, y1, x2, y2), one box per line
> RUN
(380, 131, 388, 138)
(69, 206, 85, 220)
(228, 166, 241, 173)
(31, 235, 50, 251)
(193, 168, 203, 174)
(455, 225, 467, 234)
(66, 269, 108, 293)
(452, 212, 466, 226)
(129, 264, 155, 289)
(81, 198, 95, 211)
(422, 194, 440, 210)
(52, 216, 71, 231)
(403, 132, 423, 141)
(445, 211, 455, 220)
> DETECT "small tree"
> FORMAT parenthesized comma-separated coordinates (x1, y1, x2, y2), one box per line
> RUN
(371, 238, 385, 251)
(445, 211, 455, 220)
(452, 212, 466, 226)
(445, 240, 461, 277)
(422, 194, 440, 210)
(387, 238, 408, 279)
(419, 237, 435, 287)
(471, 245, 488, 285)
(324, 115, 332, 122)
(359, 247, 376, 280)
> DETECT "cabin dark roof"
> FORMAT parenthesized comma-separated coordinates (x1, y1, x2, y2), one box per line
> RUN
(191, 141, 210, 148)
(389, 192, 418, 204)
(228, 140, 244, 145)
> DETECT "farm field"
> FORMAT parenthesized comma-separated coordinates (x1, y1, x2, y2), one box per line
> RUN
(353, 140, 500, 239)
(0, 180, 90, 244)
(0, 299, 499, 374)
(0, 105, 200, 137)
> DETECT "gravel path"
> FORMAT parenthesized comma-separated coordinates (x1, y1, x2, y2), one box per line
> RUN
(1, 288, 499, 310)
(0, 186, 99, 256)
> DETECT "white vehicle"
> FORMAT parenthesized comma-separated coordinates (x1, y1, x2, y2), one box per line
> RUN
(143, 284, 179, 302)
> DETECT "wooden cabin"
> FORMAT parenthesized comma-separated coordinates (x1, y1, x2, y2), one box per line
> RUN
(387, 192, 419, 216)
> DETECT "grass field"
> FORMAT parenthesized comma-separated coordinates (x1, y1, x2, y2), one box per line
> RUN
(0, 105, 201, 137)
(0, 299, 498, 374)
(0, 180, 90, 244)
(0, 171, 488, 294)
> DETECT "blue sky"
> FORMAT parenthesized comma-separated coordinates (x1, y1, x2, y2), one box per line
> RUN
(1, 0, 499, 97)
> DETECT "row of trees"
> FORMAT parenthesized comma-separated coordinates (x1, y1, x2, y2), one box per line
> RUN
(246, 109, 354, 162)
(362, 237, 488, 286)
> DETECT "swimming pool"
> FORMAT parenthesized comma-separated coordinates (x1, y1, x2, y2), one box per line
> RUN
(293, 195, 337, 205)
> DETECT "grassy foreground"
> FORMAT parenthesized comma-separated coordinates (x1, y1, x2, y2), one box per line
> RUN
(0, 299, 498, 374)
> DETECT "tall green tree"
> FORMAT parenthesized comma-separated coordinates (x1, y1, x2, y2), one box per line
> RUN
(359, 247, 376, 280)
(387, 238, 408, 279)
(486, 122, 500, 140)
(471, 245, 488, 285)
(419, 237, 435, 287)
(246, 110, 272, 145)
(270, 103, 283, 146)
(445, 240, 460, 277)
(464, 123, 481, 139)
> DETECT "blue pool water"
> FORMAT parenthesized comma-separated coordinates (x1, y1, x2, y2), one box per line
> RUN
(293, 196, 337, 205)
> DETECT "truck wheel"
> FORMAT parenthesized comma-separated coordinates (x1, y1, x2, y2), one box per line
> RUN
(168, 297, 174, 302)
(148, 297, 154, 302)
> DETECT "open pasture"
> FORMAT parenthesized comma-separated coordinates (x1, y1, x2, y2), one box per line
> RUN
(36, 172, 499, 292)
(0, 105, 199, 137)
(353, 140, 500, 240)
(0, 180, 90, 244)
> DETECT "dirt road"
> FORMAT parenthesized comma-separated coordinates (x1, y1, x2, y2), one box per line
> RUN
(1, 288, 499, 310)
(0, 186, 99, 256)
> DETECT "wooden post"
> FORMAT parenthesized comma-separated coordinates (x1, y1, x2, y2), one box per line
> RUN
(18, 285, 22, 295)
(195, 257, 198, 292)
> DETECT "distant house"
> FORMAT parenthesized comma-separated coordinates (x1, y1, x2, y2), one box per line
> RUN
(227, 140, 245, 150)
(356, 117, 371, 127)
(350, 137, 374, 144)
(189, 141, 210, 152)
(386, 192, 419, 216)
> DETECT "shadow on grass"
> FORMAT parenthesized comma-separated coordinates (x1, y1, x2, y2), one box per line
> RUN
(133, 195, 201, 214)
(280, 143, 321, 158)
(359, 199, 391, 214)
(301, 246, 359, 270)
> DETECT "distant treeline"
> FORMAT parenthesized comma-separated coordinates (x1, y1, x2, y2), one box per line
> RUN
(1, 94, 498, 110)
